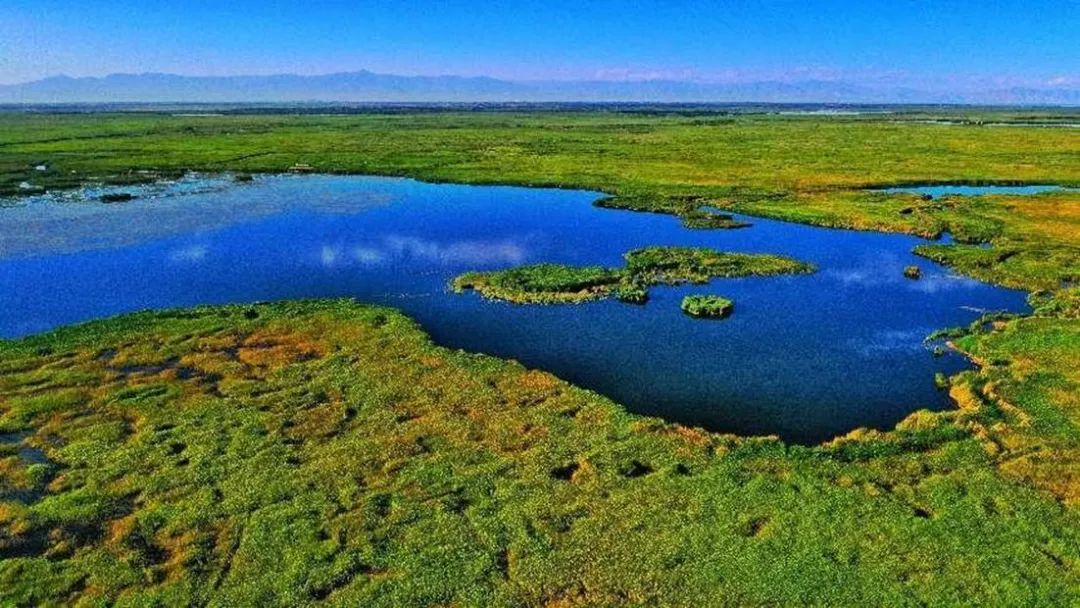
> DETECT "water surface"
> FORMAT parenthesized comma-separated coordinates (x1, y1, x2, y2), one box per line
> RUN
(0, 175, 1029, 443)
(876, 184, 1076, 198)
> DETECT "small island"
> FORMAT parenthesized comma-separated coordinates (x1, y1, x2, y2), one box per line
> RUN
(99, 192, 136, 203)
(452, 263, 621, 304)
(904, 265, 922, 279)
(595, 195, 752, 230)
(681, 294, 734, 318)
(452, 246, 814, 304)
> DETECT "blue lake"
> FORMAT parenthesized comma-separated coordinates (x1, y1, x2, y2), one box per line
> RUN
(0, 175, 1030, 443)
(876, 184, 1077, 198)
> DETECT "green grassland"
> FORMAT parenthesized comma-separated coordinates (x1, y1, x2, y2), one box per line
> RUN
(1, 108, 1079, 605)
(0, 300, 1077, 606)
(451, 247, 813, 304)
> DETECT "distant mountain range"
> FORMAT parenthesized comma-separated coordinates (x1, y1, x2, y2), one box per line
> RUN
(1, 71, 1077, 105)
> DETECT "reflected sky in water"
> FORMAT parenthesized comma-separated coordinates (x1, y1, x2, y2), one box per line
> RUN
(0, 175, 1029, 443)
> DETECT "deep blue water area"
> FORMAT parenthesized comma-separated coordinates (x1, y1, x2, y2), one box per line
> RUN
(0, 175, 1029, 443)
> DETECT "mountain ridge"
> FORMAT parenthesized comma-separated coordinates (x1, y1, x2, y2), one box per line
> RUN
(1, 70, 1077, 105)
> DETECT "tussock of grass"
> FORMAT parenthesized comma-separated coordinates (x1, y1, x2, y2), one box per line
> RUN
(681, 295, 734, 318)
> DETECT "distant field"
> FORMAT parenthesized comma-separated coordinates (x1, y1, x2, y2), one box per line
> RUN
(2, 108, 1076, 291)
(0, 109, 1077, 605)
(3, 108, 1079, 195)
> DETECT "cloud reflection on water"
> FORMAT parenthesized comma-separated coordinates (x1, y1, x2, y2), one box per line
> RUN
(168, 244, 208, 263)
(825, 251, 983, 295)
(0, 175, 396, 259)
(320, 235, 527, 268)
(849, 328, 934, 356)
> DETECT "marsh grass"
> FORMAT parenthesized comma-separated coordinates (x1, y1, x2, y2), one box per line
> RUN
(681, 295, 734, 318)
(624, 246, 815, 283)
(595, 195, 752, 229)
(452, 247, 813, 305)
(682, 295, 734, 319)
(0, 300, 1076, 606)
(451, 264, 622, 303)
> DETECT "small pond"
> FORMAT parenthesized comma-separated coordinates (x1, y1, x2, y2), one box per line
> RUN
(0, 175, 1029, 443)
(875, 184, 1077, 199)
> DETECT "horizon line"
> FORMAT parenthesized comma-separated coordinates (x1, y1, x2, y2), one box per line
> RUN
(4, 69, 1078, 91)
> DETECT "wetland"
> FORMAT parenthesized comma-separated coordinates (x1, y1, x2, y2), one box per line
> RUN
(0, 174, 1028, 442)
(0, 109, 1076, 606)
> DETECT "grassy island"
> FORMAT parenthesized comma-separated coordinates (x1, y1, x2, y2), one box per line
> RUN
(451, 263, 620, 304)
(595, 195, 752, 229)
(681, 295, 734, 318)
(623, 246, 815, 283)
(451, 247, 814, 305)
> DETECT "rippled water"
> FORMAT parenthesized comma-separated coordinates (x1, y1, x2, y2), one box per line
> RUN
(0, 175, 1029, 442)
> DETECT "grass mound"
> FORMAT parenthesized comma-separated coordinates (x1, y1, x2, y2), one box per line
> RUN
(681, 295, 734, 318)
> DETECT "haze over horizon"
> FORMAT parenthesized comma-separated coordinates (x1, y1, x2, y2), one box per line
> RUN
(1, 0, 1077, 103)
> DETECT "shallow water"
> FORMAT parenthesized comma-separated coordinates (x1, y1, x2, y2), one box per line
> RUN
(0, 175, 1029, 443)
(876, 184, 1077, 198)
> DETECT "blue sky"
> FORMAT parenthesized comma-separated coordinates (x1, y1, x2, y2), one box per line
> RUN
(1, 0, 1076, 87)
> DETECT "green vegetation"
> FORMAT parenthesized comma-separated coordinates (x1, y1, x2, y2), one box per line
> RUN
(1, 109, 1078, 605)
(0, 300, 1078, 606)
(595, 195, 752, 229)
(451, 263, 621, 304)
(933, 371, 948, 390)
(623, 246, 814, 283)
(451, 247, 813, 304)
(681, 295, 734, 318)
(903, 265, 921, 279)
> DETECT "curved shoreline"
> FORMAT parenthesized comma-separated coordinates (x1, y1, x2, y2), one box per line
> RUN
(0, 170, 1048, 447)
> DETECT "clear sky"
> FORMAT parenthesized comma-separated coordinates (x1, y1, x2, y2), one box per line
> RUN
(1, 0, 1076, 87)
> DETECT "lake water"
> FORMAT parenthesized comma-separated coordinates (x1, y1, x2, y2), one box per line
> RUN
(876, 184, 1077, 198)
(0, 175, 1029, 443)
